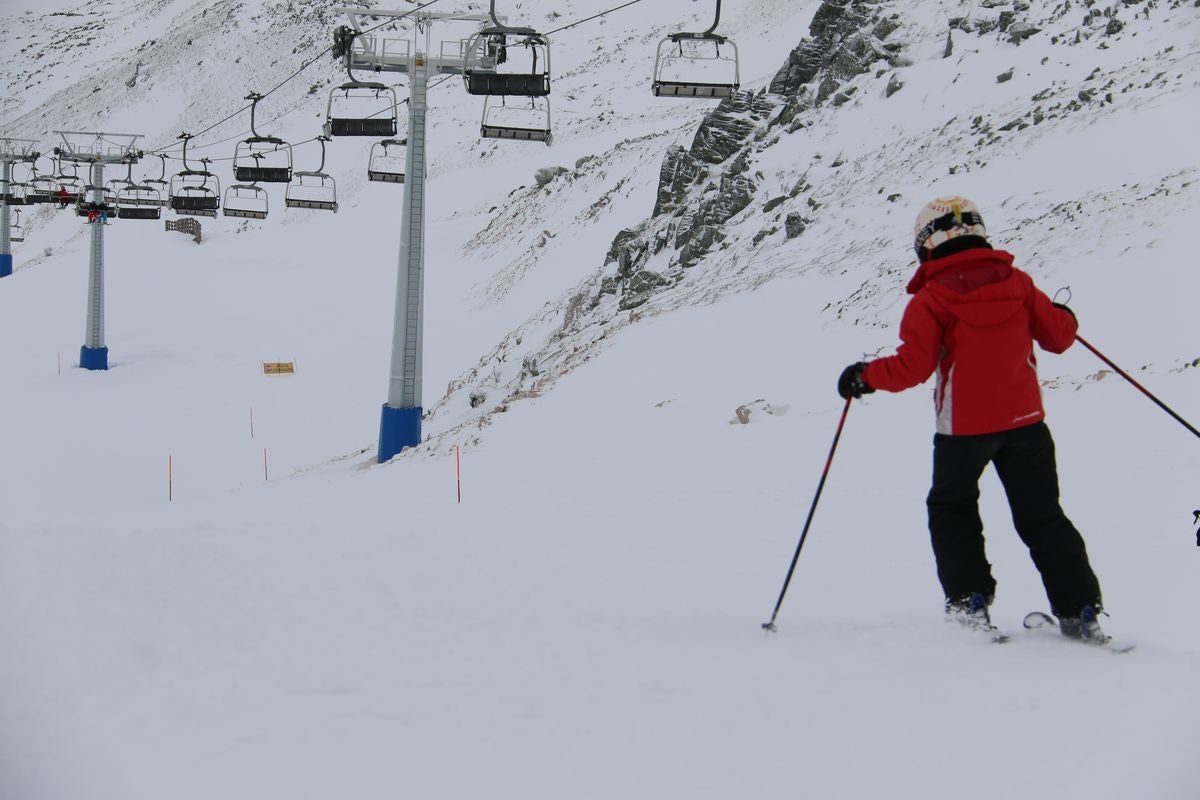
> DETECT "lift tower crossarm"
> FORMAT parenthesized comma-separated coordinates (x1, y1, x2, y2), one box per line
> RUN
(335, 7, 491, 75)
(52, 131, 142, 164)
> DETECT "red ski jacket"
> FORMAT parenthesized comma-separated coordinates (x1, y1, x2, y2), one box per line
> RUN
(861, 247, 1077, 436)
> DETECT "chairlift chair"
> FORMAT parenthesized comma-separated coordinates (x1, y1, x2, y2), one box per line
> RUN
(106, 158, 138, 197)
(3, 182, 30, 205)
(652, 0, 740, 98)
(116, 184, 163, 220)
(75, 185, 118, 218)
(325, 79, 399, 137)
(480, 95, 552, 144)
(367, 138, 406, 183)
(233, 93, 293, 183)
(53, 160, 85, 202)
(223, 183, 269, 220)
(10, 208, 24, 242)
(27, 175, 57, 204)
(285, 136, 337, 212)
(170, 137, 221, 217)
(463, 1, 551, 97)
(141, 154, 171, 206)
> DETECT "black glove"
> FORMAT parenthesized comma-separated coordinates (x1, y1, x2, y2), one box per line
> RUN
(1052, 302, 1076, 320)
(837, 362, 875, 400)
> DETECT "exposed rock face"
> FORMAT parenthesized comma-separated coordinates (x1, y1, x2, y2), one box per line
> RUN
(689, 91, 777, 164)
(599, 0, 905, 312)
(653, 145, 705, 217)
(769, 0, 902, 101)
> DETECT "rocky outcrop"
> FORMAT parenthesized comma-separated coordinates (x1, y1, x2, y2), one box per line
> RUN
(769, 0, 903, 103)
(689, 91, 778, 164)
(597, 0, 906, 312)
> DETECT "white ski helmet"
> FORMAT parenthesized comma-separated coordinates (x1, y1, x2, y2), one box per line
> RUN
(912, 196, 987, 257)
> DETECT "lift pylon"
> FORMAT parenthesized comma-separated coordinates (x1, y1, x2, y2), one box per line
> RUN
(0, 137, 41, 277)
(332, 5, 492, 461)
(52, 130, 144, 369)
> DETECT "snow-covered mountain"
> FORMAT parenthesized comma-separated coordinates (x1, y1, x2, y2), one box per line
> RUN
(2, 1, 1198, 798)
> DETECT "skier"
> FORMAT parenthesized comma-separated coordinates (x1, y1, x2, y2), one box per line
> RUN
(837, 196, 1107, 642)
(57, 187, 70, 209)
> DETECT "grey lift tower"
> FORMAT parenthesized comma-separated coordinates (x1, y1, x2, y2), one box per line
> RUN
(332, 6, 491, 462)
(54, 131, 142, 370)
(0, 136, 40, 278)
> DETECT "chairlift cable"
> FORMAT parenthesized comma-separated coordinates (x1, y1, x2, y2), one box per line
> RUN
(545, 0, 643, 36)
(144, 0, 447, 155)
(138, 0, 633, 161)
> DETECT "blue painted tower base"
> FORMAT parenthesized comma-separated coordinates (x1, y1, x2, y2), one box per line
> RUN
(378, 404, 422, 463)
(0, 254, 12, 278)
(80, 345, 109, 371)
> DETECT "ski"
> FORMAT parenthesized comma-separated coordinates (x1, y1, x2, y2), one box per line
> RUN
(1022, 611, 1135, 654)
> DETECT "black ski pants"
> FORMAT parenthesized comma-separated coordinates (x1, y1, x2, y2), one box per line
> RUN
(927, 421, 1102, 616)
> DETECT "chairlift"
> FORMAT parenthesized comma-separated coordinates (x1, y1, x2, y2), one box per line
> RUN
(652, 0, 740, 98)
(480, 95, 552, 144)
(463, 1, 551, 97)
(116, 184, 163, 220)
(27, 163, 57, 204)
(285, 136, 337, 212)
(223, 182, 269, 220)
(169, 135, 221, 217)
(75, 184, 118, 218)
(10, 208, 24, 242)
(233, 93, 293, 183)
(141, 154, 171, 206)
(325, 76, 399, 137)
(367, 138, 406, 183)
(105, 158, 138, 196)
(53, 158, 85, 201)
(3, 181, 29, 205)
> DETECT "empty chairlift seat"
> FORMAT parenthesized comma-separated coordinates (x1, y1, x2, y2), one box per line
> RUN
(652, 1, 740, 99)
(170, 138, 220, 217)
(286, 136, 337, 212)
(325, 82, 398, 137)
(479, 96, 552, 144)
(223, 183, 269, 220)
(367, 139, 406, 184)
(116, 184, 163, 220)
(233, 93, 293, 183)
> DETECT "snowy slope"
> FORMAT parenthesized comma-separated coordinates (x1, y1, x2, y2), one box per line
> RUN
(1, 0, 1199, 798)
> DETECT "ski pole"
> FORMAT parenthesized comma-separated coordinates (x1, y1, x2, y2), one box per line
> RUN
(1076, 334, 1200, 440)
(762, 396, 852, 633)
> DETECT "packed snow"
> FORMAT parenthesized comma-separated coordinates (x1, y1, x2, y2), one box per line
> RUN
(1, 1, 1198, 798)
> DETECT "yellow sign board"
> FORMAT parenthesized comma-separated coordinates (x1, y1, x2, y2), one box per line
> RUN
(262, 361, 295, 375)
